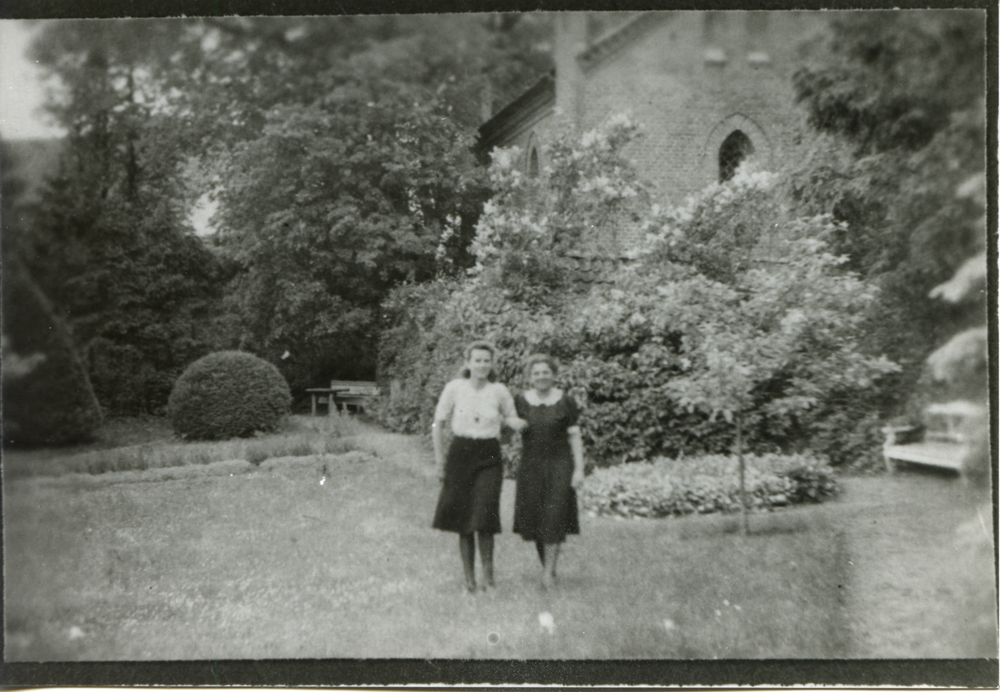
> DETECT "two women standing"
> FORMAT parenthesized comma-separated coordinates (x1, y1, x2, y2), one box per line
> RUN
(432, 342, 584, 593)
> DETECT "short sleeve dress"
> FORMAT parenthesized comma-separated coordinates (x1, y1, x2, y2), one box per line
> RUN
(513, 391, 581, 544)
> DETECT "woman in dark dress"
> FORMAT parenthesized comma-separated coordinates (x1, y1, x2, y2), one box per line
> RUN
(513, 354, 585, 589)
(432, 341, 527, 593)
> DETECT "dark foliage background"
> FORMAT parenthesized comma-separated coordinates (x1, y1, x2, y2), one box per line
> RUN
(2, 12, 987, 462)
(1, 255, 104, 446)
(3, 15, 553, 424)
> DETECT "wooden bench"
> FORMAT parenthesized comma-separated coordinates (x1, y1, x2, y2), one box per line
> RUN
(329, 380, 379, 413)
(306, 381, 379, 415)
(881, 401, 983, 474)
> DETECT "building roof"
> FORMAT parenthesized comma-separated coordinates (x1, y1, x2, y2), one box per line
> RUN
(475, 71, 555, 159)
(577, 12, 672, 72)
(476, 12, 674, 157)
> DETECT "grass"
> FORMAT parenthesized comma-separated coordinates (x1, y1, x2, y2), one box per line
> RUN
(2, 413, 364, 479)
(2, 417, 994, 662)
(5, 418, 849, 660)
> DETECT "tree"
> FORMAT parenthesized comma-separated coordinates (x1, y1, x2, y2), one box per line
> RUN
(789, 10, 987, 407)
(211, 58, 490, 387)
(567, 163, 899, 529)
(22, 16, 553, 399)
(20, 21, 233, 415)
(196, 16, 551, 388)
(2, 256, 103, 446)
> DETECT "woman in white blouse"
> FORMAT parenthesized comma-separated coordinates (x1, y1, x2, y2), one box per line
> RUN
(432, 340, 527, 593)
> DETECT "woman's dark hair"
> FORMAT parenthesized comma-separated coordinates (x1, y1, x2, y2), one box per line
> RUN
(524, 353, 559, 378)
(458, 340, 499, 382)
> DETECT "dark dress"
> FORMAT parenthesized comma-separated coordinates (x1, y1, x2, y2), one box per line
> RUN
(513, 392, 581, 544)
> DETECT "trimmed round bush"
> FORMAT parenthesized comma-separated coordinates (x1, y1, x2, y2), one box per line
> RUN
(167, 351, 291, 440)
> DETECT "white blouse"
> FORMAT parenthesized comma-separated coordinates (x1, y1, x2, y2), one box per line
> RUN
(434, 379, 517, 439)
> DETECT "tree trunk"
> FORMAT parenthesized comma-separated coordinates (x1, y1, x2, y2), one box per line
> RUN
(737, 411, 749, 535)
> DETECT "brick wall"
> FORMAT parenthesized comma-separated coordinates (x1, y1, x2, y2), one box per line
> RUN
(578, 13, 825, 202)
(485, 10, 830, 252)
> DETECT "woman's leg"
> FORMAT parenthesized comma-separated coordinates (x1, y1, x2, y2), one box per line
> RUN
(459, 533, 476, 592)
(542, 542, 560, 589)
(477, 531, 495, 588)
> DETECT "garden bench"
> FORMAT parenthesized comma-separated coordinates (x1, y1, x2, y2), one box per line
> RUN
(306, 380, 379, 415)
(881, 400, 982, 474)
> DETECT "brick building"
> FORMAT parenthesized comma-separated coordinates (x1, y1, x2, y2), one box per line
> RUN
(476, 11, 828, 253)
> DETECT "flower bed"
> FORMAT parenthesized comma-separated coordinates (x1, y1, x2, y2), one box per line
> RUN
(579, 453, 837, 519)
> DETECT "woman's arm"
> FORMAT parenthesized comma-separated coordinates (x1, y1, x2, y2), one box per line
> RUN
(505, 416, 528, 433)
(500, 386, 528, 432)
(431, 381, 455, 481)
(432, 421, 447, 481)
(567, 426, 585, 489)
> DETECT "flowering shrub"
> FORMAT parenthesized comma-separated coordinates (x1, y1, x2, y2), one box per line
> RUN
(377, 116, 899, 471)
(578, 453, 837, 519)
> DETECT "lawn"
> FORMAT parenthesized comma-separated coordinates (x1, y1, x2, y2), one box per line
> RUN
(2, 417, 995, 663)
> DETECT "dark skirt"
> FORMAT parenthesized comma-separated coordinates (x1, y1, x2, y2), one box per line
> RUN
(432, 436, 503, 534)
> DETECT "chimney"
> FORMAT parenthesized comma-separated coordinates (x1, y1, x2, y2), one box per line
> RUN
(554, 13, 587, 126)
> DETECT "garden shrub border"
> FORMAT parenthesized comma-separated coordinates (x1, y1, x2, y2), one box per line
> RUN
(579, 453, 837, 519)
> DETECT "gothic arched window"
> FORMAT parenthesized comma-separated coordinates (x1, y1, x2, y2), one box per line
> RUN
(528, 146, 540, 178)
(718, 130, 754, 182)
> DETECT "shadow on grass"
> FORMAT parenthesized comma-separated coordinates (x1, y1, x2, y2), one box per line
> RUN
(678, 510, 810, 539)
(657, 511, 851, 658)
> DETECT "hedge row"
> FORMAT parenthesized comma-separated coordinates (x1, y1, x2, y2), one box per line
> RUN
(578, 453, 837, 519)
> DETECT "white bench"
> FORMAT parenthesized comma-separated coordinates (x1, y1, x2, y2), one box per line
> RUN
(882, 401, 983, 474)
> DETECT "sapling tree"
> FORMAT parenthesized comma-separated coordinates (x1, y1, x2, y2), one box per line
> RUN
(626, 169, 901, 532)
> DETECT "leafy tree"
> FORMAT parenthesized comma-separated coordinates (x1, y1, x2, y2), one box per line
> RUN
(212, 64, 489, 386)
(16, 15, 553, 411)
(34, 16, 551, 391)
(632, 171, 899, 531)
(197, 16, 551, 388)
(18, 20, 233, 415)
(789, 10, 987, 406)
(2, 256, 103, 446)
